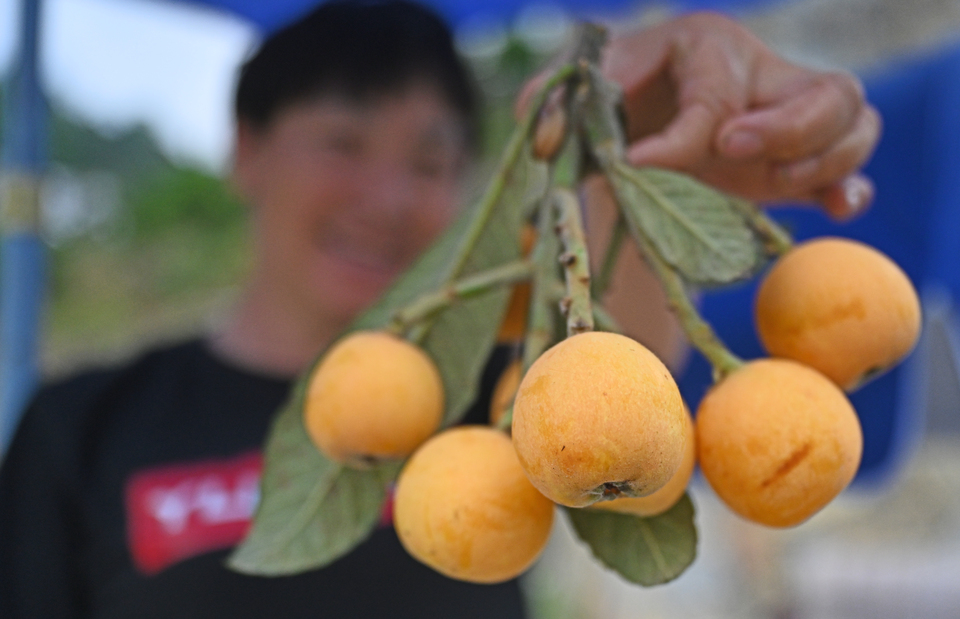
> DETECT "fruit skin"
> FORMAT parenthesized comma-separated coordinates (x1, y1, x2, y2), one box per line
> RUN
(696, 358, 863, 528)
(489, 359, 522, 426)
(394, 426, 555, 584)
(512, 331, 687, 508)
(755, 237, 922, 391)
(592, 405, 696, 517)
(304, 330, 444, 465)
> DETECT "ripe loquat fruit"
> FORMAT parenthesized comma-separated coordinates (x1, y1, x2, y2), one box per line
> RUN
(696, 358, 863, 527)
(394, 426, 555, 583)
(512, 331, 687, 508)
(304, 330, 444, 466)
(755, 237, 921, 390)
(591, 404, 696, 517)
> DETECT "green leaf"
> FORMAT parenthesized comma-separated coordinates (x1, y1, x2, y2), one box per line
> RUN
(229, 125, 546, 576)
(611, 165, 766, 285)
(228, 385, 401, 575)
(566, 493, 698, 586)
(575, 65, 766, 286)
(431, 163, 545, 426)
(353, 149, 544, 426)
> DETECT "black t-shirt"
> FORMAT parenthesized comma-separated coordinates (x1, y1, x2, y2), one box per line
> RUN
(0, 339, 525, 618)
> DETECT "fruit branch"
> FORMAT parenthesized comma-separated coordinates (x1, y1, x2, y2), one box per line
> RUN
(388, 260, 535, 335)
(732, 199, 793, 256)
(573, 61, 744, 379)
(592, 303, 622, 334)
(496, 196, 566, 433)
(627, 220, 743, 380)
(554, 188, 594, 336)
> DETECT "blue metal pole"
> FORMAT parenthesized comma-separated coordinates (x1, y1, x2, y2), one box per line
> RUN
(1, 0, 47, 455)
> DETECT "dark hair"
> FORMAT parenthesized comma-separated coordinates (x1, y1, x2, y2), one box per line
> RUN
(234, 0, 479, 149)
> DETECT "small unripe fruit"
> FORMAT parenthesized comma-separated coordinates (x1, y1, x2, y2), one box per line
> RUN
(489, 359, 522, 426)
(304, 331, 444, 465)
(531, 101, 568, 161)
(696, 358, 863, 528)
(592, 405, 696, 517)
(394, 426, 555, 583)
(755, 237, 921, 390)
(496, 283, 532, 343)
(512, 331, 687, 508)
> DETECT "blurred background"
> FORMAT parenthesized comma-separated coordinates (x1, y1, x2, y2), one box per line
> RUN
(1, 0, 958, 617)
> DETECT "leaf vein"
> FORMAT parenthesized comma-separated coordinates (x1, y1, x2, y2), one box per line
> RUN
(272, 465, 343, 554)
(638, 519, 671, 576)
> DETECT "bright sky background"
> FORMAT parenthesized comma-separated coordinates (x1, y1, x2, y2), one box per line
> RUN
(0, 0, 577, 173)
(1, 0, 261, 172)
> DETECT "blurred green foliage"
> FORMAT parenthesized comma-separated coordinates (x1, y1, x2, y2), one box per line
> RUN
(6, 35, 552, 371)
(43, 163, 252, 370)
(128, 168, 246, 239)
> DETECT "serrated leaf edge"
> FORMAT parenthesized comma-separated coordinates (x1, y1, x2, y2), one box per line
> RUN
(620, 165, 726, 255)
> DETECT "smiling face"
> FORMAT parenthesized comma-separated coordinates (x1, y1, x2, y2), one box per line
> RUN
(233, 84, 469, 325)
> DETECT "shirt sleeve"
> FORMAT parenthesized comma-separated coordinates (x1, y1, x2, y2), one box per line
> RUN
(0, 397, 87, 618)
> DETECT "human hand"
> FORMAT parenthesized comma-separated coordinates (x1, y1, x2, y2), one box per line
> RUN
(604, 12, 880, 220)
(520, 12, 881, 220)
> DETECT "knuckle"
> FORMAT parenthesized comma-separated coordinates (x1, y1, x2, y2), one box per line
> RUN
(770, 116, 812, 160)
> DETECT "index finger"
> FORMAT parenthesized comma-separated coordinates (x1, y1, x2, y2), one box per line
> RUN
(718, 71, 865, 161)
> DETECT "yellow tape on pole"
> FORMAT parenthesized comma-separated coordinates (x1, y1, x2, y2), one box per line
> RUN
(0, 172, 42, 235)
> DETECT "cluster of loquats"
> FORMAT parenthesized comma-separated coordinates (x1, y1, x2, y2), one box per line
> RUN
(303, 327, 694, 584)
(237, 25, 922, 590)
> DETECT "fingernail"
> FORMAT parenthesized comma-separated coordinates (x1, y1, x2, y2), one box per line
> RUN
(721, 130, 763, 157)
(842, 175, 873, 215)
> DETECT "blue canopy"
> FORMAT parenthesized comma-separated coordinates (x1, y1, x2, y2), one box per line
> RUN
(177, 0, 792, 33)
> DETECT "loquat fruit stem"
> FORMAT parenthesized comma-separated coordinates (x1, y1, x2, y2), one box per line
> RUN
(732, 198, 794, 256)
(554, 188, 595, 337)
(522, 193, 564, 373)
(567, 23, 608, 66)
(592, 213, 626, 300)
(388, 260, 535, 336)
(442, 62, 578, 284)
(627, 220, 744, 381)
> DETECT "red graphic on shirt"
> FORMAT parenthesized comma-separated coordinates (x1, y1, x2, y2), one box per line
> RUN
(125, 452, 396, 575)
(125, 452, 263, 575)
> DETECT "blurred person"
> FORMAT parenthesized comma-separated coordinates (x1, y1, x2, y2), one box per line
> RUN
(0, 1, 878, 618)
